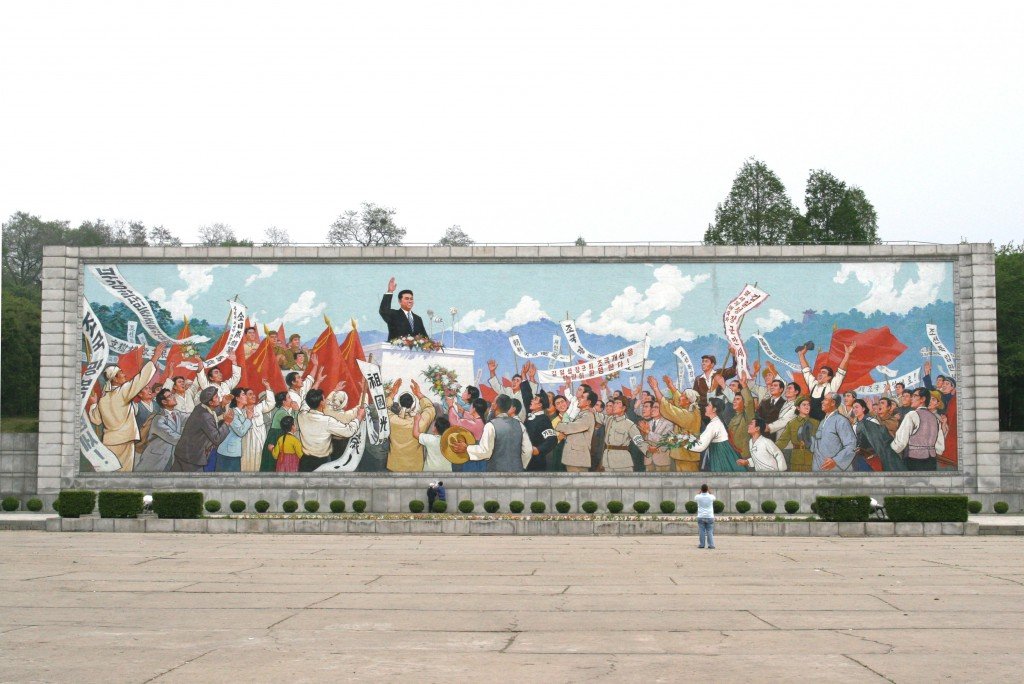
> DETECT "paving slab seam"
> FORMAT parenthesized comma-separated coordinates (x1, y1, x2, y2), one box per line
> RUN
(842, 654, 896, 682)
(140, 648, 217, 684)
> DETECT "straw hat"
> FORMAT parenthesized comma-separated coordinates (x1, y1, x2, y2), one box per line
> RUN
(440, 425, 476, 465)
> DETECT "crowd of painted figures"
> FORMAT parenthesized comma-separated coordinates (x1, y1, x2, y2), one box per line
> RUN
(86, 324, 955, 474)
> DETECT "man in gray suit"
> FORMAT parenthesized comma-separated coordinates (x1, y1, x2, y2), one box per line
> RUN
(811, 392, 856, 471)
(171, 387, 234, 472)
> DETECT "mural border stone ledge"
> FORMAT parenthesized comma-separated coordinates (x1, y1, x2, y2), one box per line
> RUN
(36, 243, 1003, 501)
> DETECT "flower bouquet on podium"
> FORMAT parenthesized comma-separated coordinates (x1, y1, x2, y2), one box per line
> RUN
(389, 334, 444, 352)
(422, 364, 460, 398)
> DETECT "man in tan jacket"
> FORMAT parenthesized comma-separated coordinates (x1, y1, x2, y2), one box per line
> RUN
(386, 379, 436, 472)
(554, 387, 597, 472)
(647, 376, 701, 472)
(88, 341, 167, 471)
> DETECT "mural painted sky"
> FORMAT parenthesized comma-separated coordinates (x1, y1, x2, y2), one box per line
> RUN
(82, 261, 958, 476)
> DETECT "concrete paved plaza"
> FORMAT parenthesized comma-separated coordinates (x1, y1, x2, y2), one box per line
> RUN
(1, 533, 1023, 682)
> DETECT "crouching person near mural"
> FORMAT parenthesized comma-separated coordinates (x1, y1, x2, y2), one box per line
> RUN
(648, 376, 702, 472)
(171, 387, 233, 472)
(297, 389, 363, 472)
(135, 388, 183, 472)
(88, 341, 167, 472)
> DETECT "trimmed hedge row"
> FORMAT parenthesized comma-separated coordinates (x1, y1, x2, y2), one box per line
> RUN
(153, 491, 204, 519)
(884, 496, 968, 522)
(815, 495, 871, 522)
(99, 490, 144, 518)
(57, 490, 97, 518)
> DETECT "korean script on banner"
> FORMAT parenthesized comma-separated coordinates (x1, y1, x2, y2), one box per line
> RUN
(90, 265, 208, 345)
(560, 319, 599, 360)
(508, 334, 570, 363)
(673, 347, 695, 385)
(536, 337, 649, 384)
(80, 301, 123, 472)
(316, 359, 389, 471)
(752, 333, 801, 372)
(549, 335, 562, 370)
(853, 368, 922, 395)
(926, 324, 956, 377)
(176, 301, 248, 371)
(722, 285, 769, 380)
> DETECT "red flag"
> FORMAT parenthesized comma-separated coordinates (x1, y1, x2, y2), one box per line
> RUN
(162, 319, 196, 382)
(479, 384, 497, 403)
(245, 336, 286, 395)
(310, 316, 342, 393)
(337, 320, 366, 409)
(204, 327, 234, 379)
(793, 327, 907, 394)
(116, 345, 145, 381)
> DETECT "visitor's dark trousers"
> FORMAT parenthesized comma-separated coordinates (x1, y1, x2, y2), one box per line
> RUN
(906, 457, 937, 471)
(299, 455, 330, 472)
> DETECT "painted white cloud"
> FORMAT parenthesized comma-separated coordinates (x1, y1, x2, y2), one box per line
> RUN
(754, 308, 792, 332)
(459, 295, 549, 332)
(575, 265, 709, 345)
(148, 265, 224, 319)
(268, 290, 327, 327)
(244, 264, 278, 287)
(834, 263, 946, 315)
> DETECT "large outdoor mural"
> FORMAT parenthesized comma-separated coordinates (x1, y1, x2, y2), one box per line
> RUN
(80, 261, 958, 475)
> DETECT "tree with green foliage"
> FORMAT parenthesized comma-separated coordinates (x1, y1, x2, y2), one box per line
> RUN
(436, 225, 473, 246)
(797, 170, 879, 244)
(704, 158, 798, 245)
(327, 202, 406, 246)
(996, 242, 1024, 429)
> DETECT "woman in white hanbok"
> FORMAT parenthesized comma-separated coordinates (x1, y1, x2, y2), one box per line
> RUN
(242, 382, 277, 472)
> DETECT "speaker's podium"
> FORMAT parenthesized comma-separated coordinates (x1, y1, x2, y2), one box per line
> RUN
(364, 342, 476, 404)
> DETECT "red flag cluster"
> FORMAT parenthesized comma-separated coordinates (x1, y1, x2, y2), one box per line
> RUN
(793, 326, 907, 394)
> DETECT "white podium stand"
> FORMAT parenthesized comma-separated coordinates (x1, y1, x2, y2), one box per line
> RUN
(364, 343, 476, 404)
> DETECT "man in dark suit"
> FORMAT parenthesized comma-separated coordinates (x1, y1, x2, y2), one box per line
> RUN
(755, 378, 787, 441)
(379, 277, 428, 341)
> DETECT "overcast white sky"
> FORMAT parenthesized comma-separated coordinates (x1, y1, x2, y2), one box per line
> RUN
(1, 1, 1021, 246)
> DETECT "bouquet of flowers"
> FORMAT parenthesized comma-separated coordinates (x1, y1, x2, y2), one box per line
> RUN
(178, 342, 199, 359)
(656, 432, 700, 451)
(422, 364, 460, 399)
(389, 334, 444, 352)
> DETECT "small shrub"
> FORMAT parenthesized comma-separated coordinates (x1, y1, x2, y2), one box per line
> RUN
(735, 500, 751, 514)
(304, 500, 320, 513)
(458, 500, 475, 514)
(967, 500, 982, 514)
(555, 501, 571, 514)
(409, 500, 425, 513)
(99, 490, 144, 518)
(713, 500, 725, 514)
(760, 500, 777, 514)
(1, 496, 19, 512)
(229, 500, 246, 513)
(509, 500, 525, 514)
(432, 500, 448, 513)
(607, 500, 624, 514)
(632, 501, 651, 514)
(204, 499, 222, 514)
(52, 499, 60, 512)
(994, 501, 1009, 514)
(152, 491, 202, 519)
(26, 498, 43, 512)
(784, 500, 800, 514)
(530, 501, 546, 513)
(810, 501, 818, 514)
(254, 499, 270, 513)
(282, 500, 299, 513)
(353, 500, 367, 513)
(483, 500, 500, 513)
(684, 500, 698, 514)
(581, 501, 598, 514)
(885, 495, 968, 523)
(56, 490, 96, 518)
(815, 495, 870, 522)
(659, 500, 676, 514)
(330, 500, 346, 513)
